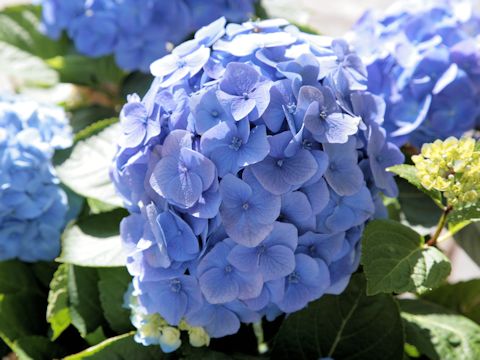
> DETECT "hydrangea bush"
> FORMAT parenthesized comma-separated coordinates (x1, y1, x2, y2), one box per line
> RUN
(111, 17, 404, 349)
(0, 97, 72, 262)
(40, 0, 257, 72)
(1, 1, 480, 359)
(348, 0, 480, 148)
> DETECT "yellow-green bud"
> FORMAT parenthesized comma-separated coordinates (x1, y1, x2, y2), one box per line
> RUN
(139, 313, 166, 339)
(413, 137, 480, 207)
(160, 326, 181, 347)
(188, 326, 210, 347)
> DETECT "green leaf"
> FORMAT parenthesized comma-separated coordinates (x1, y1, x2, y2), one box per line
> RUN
(454, 221, 480, 266)
(291, 22, 319, 34)
(87, 198, 120, 214)
(69, 106, 117, 134)
(0, 262, 43, 352)
(64, 333, 166, 360)
(84, 326, 107, 346)
(62, 185, 86, 223)
(271, 274, 404, 360)
(404, 343, 421, 358)
(400, 299, 480, 360)
(67, 265, 104, 337)
(47, 264, 113, 341)
(56, 122, 124, 208)
(0, 41, 58, 88)
(254, 1, 269, 19)
(31, 262, 58, 289)
(421, 280, 480, 325)
(384, 196, 402, 222)
(97, 268, 133, 334)
(387, 164, 420, 186)
(0, 292, 47, 348)
(448, 202, 480, 227)
(47, 54, 125, 88)
(52, 117, 118, 168)
(74, 117, 119, 143)
(0, 4, 68, 91)
(58, 210, 127, 267)
(47, 264, 71, 341)
(0, 261, 37, 294)
(0, 5, 67, 59)
(397, 179, 442, 228)
(120, 71, 153, 99)
(181, 345, 245, 359)
(388, 165, 442, 205)
(361, 220, 451, 295)
(0, 339, 9, 357)
(13, 335, 65, 360)
(447, 220, 470, 238)
(0, 262, 67, 359)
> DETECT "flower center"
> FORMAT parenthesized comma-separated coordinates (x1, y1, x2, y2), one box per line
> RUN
(224, 265, 233, 273)
(164, 109, 173, 118)
(243, 92, 250, 100)
(170, 279, 182, 293)
(177, 59, 187, 68)
(257, 245, 266, 255)
(178, 164, 189, 173)
(242, 202, 250, 210)
(211, 110, 219, 118)
(303, 139, 313, 150)
(276, 159, 284, 167)
(229, 136, 243, 151)
(288, 271, 300, 284)
(286, 103, 297, 114)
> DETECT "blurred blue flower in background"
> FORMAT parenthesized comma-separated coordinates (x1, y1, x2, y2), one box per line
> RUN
(40, 0, 257, 72)
(0, 97, 72, 262)
(112, 17, 403, 349)
(348, 0, 480, 148)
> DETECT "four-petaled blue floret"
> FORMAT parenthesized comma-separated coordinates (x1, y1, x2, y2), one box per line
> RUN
(0, 97, 72, 262)
(111, 17, 404, 348)
(348, 0, 480, 148)
(40, 0, 257, 72)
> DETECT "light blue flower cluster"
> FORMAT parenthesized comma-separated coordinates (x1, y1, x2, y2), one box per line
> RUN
(348, 0, 480, 148)
(40, 0, 257, 72)
(112, 18, 403, 347)
(0, 97, 72, 262)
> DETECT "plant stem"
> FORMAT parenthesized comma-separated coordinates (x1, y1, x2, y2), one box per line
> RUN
(426, 205, 453, 246)
(253, 322, 268, 354)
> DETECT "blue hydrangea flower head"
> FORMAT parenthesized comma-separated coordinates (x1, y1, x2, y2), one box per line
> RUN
(112, 17, 403, 350)
(0, 97, 72, 262)
(40, 0, 257, 72)
(348, 0, 480, 148)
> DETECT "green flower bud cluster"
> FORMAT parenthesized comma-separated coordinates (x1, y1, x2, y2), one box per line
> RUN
(412, 137, 480, 207)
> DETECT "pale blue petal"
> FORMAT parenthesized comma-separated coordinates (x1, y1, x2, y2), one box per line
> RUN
(302, 178, 329, 214)
(199, 268, 239, 304)
(281, 191, 313, 224)
(227, 245, 258, 272)
(260, 245, 295, 281)
(280, 149, 318, 186)
(237, 125, 270, 167)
